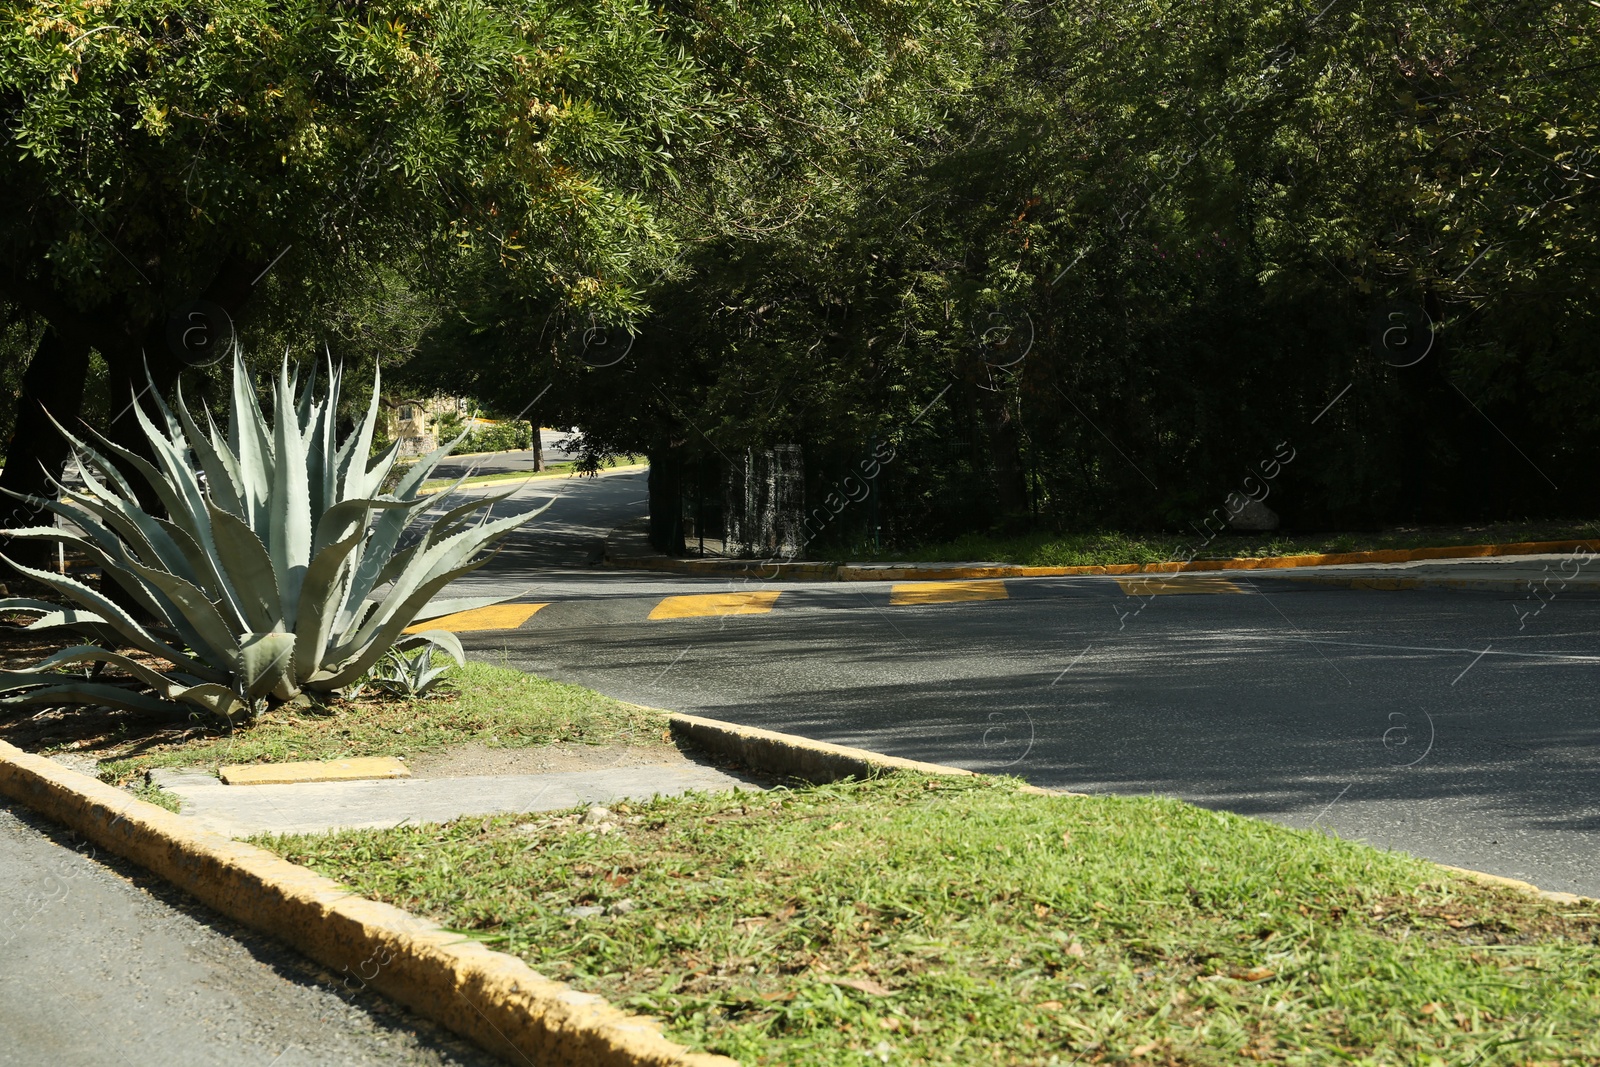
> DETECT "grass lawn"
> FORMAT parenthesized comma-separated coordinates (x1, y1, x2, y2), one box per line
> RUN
(862, 520, 1600, 568)
(0, 658, 668, 785)
(265, 774, 1600, 1066)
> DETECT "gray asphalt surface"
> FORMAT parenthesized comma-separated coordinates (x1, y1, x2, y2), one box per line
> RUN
(427, 433, 582, 482)
(0, 465, 647, 1066)
(7, 462, 1593, 1061)
(0, 804, 497, 1067)
(445, 472, 1600, 900)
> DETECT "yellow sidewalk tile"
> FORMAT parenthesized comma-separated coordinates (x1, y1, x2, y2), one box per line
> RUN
(405, 603, 548, 633)
(888, 580, 1010, 605)
(648, 591, 783, 619)
(220, 756, 411, 786)
(1115, 575, 1243, 596)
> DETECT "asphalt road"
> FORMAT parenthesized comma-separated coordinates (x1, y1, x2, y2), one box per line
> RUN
(440, 472, 1600, 899)
(6, 463, 1593, 1061)
(0, 803, 497, 1067)
(427, 433, 583, 482)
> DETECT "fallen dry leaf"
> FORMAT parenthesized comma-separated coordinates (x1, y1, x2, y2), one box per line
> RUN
(1037, 1001, 1064, 1011)
(878, 1016, 901, 1031)
(1421, 1002, 1442, 1015)
(1229, 967, 1276, 982)
(822, 976, 895, 996)
(1131, 1041, 1159, 1056)
(758, 990, 796, 1002)
(1066, 942, 1086, 958)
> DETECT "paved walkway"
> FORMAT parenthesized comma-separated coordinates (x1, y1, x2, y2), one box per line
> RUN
(0, 803, 495, 1066)
(151, 761, 767, 837)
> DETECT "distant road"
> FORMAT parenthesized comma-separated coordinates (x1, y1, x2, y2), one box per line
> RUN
(429, 430, 585, 481)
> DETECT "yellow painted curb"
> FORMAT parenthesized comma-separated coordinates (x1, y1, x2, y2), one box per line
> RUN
(220, 756, 411, 786)
(1436, 864, 1592, 905)
(421, 463, 648, 497)
(0, 740, 736, 1067)
(610, 538, 1597, 583)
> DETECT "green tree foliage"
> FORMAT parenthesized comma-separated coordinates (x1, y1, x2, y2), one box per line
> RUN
(512, 0, 1599, 548)
(0, 0, 703, 519)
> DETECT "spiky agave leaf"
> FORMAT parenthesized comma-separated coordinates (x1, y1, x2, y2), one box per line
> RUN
(0, 350, 546, 721)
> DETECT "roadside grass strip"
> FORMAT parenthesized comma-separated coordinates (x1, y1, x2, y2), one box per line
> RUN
(404, 602, 548, 633)
(1114, 576, 1245, 596)
(88, 661, 667, 783)
(872, 521, 1600, 569)
(263, 775, 1600, 1066)
(888, 580, 1009, 605)
(650, 592, 783, 619)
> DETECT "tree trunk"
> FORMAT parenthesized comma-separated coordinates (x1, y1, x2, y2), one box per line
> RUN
(647, 447, 686, 555)
(977, 386, 1029, 518)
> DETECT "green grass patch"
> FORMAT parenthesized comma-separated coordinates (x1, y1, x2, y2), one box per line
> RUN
(867, 520, 1600, 567)
(263, 775, 1600, 1065)
(91, 660, 666, 784)
(129, 780, 182, 813)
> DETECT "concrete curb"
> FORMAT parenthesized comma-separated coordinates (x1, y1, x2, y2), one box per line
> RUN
(668, 711, 983, 785)
(664, 713, 1591, 904)
(0, 740, 735, 1067)
(607, 538, 1598, 584)
(4, 716, 1587, 1067)
(1435, 864, 1589, 906)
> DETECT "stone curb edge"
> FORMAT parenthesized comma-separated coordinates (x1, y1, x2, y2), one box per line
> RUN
(0, 739, 736, 1067)
(665, 712, 1594, 906)
(5, 714, 1589, 1067)
(607, 539, 1596, 583)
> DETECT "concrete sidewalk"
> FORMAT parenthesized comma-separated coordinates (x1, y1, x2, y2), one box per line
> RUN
(150, 761, 768, 838)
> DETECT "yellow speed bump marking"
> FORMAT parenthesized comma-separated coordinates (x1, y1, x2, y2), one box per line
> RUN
(1116, 575, 1243, 595)
(404, 603, 548, 634)
(648, 591, 782, 619)
(888, 580, 1009, 606)
(220, 756, 411, 786)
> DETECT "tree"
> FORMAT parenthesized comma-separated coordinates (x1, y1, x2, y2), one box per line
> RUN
(0, 0, 703, 531)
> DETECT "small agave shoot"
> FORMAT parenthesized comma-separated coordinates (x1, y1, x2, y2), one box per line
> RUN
(0, 353, 540, 721)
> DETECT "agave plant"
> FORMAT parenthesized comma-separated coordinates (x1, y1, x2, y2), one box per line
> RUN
(0, 352, 538, 721)
(366, 639, 458, 699)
